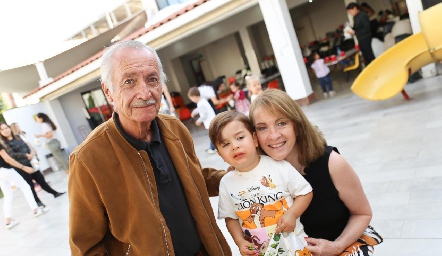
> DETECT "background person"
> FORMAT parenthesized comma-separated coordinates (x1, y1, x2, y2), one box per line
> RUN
(360, 2, 382, 41)
(347, 2, 376, 65)
(68, 40, 230, 255)
(0, 139, 48, 230)
(188, 86, 217, 154)
(245, 75, 262, 102)
(34, 113, 69, 175)
(158, 83, 176, 116)
(310, 51, 335, 98)
(228, 81, 250, 115)
(249, 90, 383, 256)
(1, 123, 65, 205)
(198, 78, 229, 112)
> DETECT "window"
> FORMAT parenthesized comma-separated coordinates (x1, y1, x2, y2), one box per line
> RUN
(81, 89, 113, 129)
(156, 0, 188, 10)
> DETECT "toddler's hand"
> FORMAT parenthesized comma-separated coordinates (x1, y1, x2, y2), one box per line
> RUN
(276, 212, 296, 233)
(238, 240, 259, 256)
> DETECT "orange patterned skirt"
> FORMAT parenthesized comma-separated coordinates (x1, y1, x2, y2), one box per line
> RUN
(340, 225, 384, 256)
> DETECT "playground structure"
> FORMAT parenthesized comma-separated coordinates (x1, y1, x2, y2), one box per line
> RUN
(351, 3, 442, 101)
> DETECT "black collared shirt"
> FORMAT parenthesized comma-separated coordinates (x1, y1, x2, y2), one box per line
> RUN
(114, 113, 201, 255)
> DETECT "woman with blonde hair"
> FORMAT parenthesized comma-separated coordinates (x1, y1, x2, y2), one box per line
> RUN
(34, 113, 69, 174)
(249, 89, 382, 256)
(0, 137, 48, 229)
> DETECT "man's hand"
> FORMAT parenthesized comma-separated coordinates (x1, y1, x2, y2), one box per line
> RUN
(195, 121, 201, 126)
(305, 237, 342, 256)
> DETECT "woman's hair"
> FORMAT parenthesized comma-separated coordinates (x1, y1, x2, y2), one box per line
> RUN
(0, 136, 8, 154)
(36, 113, 57, 130)
(100, 40, 166, 93)
(249, 89, 326, 166)
(209, 110, 254, 150)
(0, 122, 21, 141)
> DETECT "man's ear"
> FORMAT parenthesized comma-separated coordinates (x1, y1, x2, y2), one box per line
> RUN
(102, 82, 113, 103)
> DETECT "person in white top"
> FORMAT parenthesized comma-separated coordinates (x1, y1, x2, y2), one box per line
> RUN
(34, 113, 69, 174)
(310, 51, 335, 98)
(0, 140, 48, 230)
(188, 87, 217, 154)
(198, 78, 229, 112)
(209, 110, 313, 256)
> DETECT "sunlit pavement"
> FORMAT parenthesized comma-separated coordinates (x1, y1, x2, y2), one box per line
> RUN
(1, 74, 441, 255)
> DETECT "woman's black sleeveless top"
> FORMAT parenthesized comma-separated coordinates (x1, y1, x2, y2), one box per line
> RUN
(300, 146, 351, 241)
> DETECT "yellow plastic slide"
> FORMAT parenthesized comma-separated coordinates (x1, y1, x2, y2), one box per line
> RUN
(351, 3, 442, 101)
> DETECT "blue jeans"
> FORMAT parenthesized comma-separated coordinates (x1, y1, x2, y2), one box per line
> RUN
(319, 74, 333, 93)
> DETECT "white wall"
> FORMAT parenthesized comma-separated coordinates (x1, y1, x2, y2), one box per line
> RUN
(204, 34, 244, 80)
(58, 81, 104, 145)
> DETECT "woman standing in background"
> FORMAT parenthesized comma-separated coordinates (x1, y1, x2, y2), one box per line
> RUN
(1, 123, 65, 207)
(0, 138, 48, 229)
(34, 113, 69, 175)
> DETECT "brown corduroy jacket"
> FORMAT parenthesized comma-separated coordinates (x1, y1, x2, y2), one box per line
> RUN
(68, 113, 230, 256)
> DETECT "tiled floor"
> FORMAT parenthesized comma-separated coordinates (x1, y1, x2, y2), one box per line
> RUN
(1, 74, 441, 255)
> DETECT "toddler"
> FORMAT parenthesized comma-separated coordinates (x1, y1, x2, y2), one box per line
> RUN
(209, 110, 312, 256)
(310, 51, 335, 98)
(229, 81, 251, 115)
(188, 87, 217, 154)
(245, 75, 262, 102)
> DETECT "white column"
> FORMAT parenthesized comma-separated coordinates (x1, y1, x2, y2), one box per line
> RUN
(405, 0, 437, 78)
(258, 0, 313, 102)
(35, 62, 53, 87)
(110, 12, 118, 26)
(106, 13, 114, 29)
(90, 25, 98, 37)
(44, 99, 78, 153)
(141, 0, 159, 22)
(124, 3, 132, 19)
(238, 28, 261, 77)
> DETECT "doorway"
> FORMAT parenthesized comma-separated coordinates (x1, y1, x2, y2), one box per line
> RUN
(190, 56, 206, 85)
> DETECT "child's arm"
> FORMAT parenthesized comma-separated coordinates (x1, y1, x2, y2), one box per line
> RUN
(225, 218, 259, 256)
(276, 191, 313, 234)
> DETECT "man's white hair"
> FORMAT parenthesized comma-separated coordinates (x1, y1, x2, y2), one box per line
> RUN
(100, 40, 167, 92)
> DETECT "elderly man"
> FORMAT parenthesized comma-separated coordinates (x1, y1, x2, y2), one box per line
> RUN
(68, 40, 231, 256)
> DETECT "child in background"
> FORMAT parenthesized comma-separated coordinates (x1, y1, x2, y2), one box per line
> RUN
(188, 87, 217, 154)
(209, 110, 312, 256)
(229, 81, 251, 115)
(245, 75, 262, 102)
(310, 51, 336, 98)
